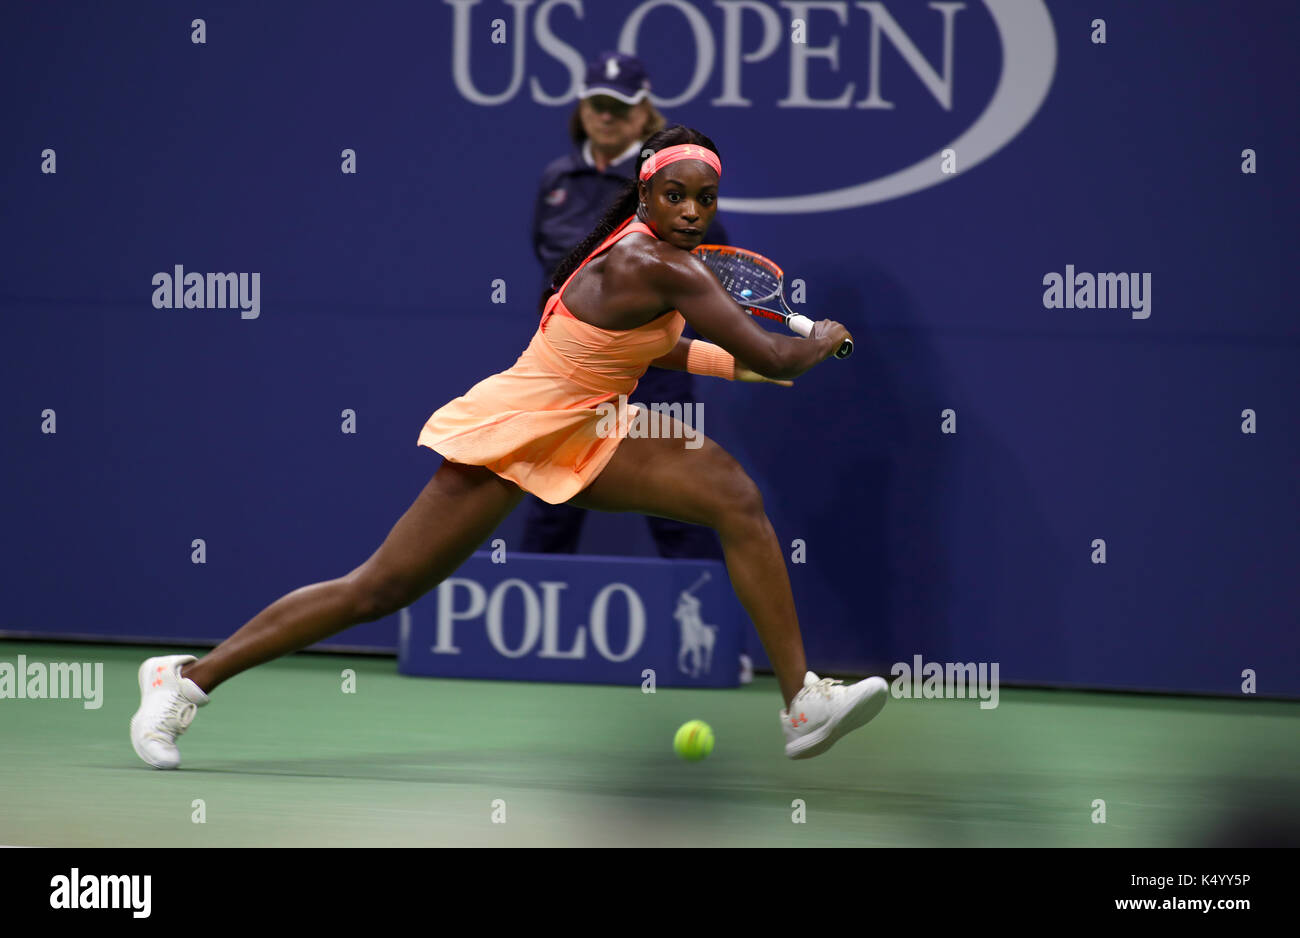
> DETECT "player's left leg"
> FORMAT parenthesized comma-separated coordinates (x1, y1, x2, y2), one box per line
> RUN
(632, 369, 723, 560)
(570, 423, 888, 758)
(569, 424, 808, 706)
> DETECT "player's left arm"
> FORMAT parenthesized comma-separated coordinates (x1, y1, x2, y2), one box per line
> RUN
(643, 216, 732, 373)
(648, 336, 792, 386)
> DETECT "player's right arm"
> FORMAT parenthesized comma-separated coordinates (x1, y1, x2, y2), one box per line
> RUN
(644, 248, 850, 381)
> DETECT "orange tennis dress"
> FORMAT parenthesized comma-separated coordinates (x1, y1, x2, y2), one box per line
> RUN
(417, 216, 685, 504)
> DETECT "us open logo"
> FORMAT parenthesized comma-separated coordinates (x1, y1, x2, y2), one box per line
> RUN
(444, 0, 1057, 211)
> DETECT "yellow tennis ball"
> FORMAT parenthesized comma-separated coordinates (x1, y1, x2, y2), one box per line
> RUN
(673, 720, 714, 761)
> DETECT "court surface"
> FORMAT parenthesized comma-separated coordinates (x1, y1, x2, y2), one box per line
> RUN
(2, 641, 1296, 847)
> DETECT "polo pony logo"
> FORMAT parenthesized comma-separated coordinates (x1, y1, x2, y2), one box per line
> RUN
(675, 571, 717, 678)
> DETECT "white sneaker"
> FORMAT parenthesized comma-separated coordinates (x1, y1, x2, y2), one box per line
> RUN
(130, 655, 210, 769)
(781, 671, 888, 759)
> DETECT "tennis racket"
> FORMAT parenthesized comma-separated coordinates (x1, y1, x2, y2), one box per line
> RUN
(691, 244, 853, 359)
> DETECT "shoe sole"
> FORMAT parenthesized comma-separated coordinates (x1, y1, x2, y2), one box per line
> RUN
(786, 678, 888, 759)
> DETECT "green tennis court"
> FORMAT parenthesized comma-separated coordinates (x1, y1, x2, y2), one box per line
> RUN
(2, 641, 1296, 848)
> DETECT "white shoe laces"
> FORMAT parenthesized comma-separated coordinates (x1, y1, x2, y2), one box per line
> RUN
(801, 677, 844, 701)
(148, 695, 197, 742)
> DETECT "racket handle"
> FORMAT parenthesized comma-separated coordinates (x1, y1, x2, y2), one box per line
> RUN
(786, 313, 814, 338)
(787, 314, 854, 359)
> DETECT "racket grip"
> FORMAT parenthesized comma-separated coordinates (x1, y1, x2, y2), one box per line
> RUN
(786, 314, 814, 338)
(787, 314, 854, 359)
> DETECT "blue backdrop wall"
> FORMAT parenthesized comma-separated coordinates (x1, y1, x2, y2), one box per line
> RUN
(2, 1, 1296, 696)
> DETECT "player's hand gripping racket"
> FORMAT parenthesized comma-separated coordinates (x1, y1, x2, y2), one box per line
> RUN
(691, 245, 853, 359)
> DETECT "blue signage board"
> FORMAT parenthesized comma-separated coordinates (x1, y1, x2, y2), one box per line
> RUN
(399, 553, 744, 688)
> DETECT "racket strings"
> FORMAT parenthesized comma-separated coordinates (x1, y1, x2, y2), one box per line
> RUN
(695, 252, 782, 304)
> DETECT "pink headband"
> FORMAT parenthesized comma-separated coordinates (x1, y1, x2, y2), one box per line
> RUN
(639, 144, 721, 181)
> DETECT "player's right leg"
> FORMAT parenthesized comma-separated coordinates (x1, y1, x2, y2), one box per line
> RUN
(130, 460, 523, 768)
(183, 460, 522, 693)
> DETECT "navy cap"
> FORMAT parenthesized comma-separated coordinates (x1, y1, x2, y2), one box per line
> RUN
(581, 52, 651, 104)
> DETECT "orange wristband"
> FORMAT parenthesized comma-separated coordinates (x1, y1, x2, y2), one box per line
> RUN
(685, 340, 736, 380)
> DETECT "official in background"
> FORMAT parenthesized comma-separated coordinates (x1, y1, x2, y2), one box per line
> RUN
(525, 51, 727, 560)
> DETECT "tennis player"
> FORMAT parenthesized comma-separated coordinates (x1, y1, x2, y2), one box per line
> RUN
(525, 51, 726, 564)
(130, 124, 889, 768)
